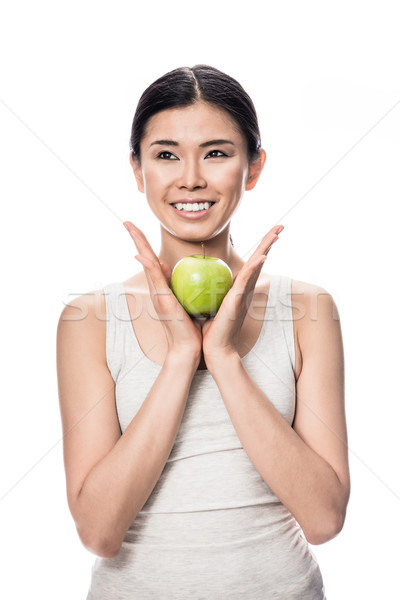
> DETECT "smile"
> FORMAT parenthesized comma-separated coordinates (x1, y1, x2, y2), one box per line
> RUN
(172, 201, 214, 212)
(170, 201, 215, 219)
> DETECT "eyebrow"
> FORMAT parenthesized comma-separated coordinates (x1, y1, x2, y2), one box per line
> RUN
(149, 139, 235, 149)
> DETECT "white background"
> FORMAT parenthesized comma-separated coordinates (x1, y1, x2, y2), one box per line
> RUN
(1, 1, 399, 598)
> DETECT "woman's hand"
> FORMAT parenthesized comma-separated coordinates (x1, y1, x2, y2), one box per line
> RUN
(200, 225, 284, 370)
(123, 221, 203, 363)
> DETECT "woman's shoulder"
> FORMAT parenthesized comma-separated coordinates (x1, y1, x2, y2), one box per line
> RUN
(283, 277, 340, 382)
(84, 272, 149, 314)
(290, 276, 331, 296)
(260, 274, 334, 317)
(260, 273, 331, 296)
(59, 272, 145, 329)
(290, 277, 338, 317)
(289, 277, 341, 355)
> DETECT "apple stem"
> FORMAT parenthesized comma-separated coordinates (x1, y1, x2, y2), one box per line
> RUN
(201, 241, 205, 259)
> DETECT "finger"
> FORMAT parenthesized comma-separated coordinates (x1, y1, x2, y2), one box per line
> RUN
(247, 254, 268, 288)
(258, 226, 282, 255)
(239, 228, 281, 290)
(134, 254, 158, 297)
(234, 253, 267, 294)
(123, 221, 161, 266)
(123, 222, 162, 289)
(135, 254, 171, 293)
(135, 256, 178, 314)
(248, 224, 284, 262)
(123, 221, 150, 248)
(160, 262, 173, 285)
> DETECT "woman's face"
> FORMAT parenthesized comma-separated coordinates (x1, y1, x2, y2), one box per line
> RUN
(130, 100, 265, 243)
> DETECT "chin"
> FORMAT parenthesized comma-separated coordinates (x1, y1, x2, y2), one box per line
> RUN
(160, 222, 215, 243)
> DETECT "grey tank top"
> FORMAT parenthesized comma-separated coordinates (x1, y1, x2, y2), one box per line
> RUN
(86, 275, 326, 599)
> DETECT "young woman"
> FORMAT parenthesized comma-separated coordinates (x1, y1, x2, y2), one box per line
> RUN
(56, 65, 350, 599)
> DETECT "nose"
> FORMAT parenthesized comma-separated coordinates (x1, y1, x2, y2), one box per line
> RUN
(176, 158, 207, 191)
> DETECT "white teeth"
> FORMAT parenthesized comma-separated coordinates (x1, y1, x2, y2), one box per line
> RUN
(172, 202, 213, 212)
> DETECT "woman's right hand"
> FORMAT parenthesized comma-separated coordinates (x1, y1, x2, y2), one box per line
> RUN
(123, 221, 203, 363)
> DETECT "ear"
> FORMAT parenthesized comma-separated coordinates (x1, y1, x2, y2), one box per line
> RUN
(129, 152, 145, 193)
(245, 148, 266, 191)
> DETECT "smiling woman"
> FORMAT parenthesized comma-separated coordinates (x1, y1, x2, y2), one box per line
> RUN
(56, 65, 349, 599)
(129, 100, 259, 245)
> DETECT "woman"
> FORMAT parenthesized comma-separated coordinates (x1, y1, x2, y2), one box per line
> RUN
(56, 65, 350, 599)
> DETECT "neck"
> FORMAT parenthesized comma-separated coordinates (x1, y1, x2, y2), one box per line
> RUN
(157, 224, 245, 278)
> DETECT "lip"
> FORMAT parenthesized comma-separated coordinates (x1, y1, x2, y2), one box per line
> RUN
(170, 201, 215, 220)
(169, 199, 214, 204)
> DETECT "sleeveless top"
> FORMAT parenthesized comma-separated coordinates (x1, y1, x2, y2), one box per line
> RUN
(86, 275, 326, 599)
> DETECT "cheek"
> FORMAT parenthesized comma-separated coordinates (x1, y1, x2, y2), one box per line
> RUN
(142, 166, 174, 195)
(212, 163, 247, 193)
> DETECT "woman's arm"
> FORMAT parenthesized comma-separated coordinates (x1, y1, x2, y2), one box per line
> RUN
(57, 292, 200, 559)
(206, 284, 350, 546)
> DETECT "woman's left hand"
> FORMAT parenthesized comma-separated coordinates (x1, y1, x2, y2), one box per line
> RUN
(200, 225, 284, 369)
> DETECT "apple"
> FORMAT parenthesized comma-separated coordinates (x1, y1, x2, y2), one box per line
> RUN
(171, 250, 233, 317)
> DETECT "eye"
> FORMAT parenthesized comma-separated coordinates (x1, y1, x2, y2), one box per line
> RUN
(157, 151, 178, 160)
(206, 150, 226, 158)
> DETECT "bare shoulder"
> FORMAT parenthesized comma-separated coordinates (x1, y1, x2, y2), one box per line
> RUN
(291, 278, 340, 327)
(290, 278, 342, 379)
(59, 287, 107, 315)
(58, 271, 148, 328)
(58, 288, 107, 346)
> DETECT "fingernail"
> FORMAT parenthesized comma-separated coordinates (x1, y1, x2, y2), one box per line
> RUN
(123, 222, 130, 230)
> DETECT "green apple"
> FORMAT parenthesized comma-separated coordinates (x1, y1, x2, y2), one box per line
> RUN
(171, 253, 233, 317)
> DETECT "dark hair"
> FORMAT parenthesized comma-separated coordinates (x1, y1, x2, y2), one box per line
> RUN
(129, 64, 261, 165)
